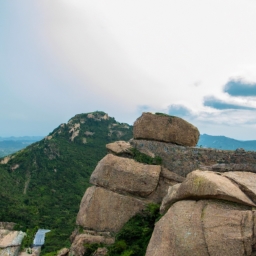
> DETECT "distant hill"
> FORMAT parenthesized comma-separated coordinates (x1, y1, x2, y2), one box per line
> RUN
(0, 111, 133, 253)
(0, 137, 44, 158)
(198, 134, 256, 151)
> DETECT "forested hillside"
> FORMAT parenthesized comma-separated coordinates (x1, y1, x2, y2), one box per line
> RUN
(0, 111, 132, 253)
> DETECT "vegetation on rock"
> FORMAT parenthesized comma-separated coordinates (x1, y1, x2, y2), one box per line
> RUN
(130, 148, 162, 165)
(107, 203, 160, 256)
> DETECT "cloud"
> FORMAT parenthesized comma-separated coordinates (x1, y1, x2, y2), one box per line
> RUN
(203, 96, 256, 110)
(224, 79, 256, 97)
(163, 103, 256, 140)
(168, 105, 192, 118)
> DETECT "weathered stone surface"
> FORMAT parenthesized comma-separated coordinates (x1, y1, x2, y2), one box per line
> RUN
(160, 167, 185, 183)
(106, 141, 132, 155)
(146, 200, 254, 256)
(69, 234, 114, 256)
(207, 163, 256, 173)
(57, 248, 69, 256)
(130, 139, 256, 177)
(90, 154, 161, 197)
(203, 201, 253, 256)
(0, 230, 25, 256)
(92, 247, 108, 256)
(146, 200, 208, 256)
(133, 112, 200, 146)
(160, 183, 181, 214)
(160, 170, 256, 211)
(76, 186, 145, 233)
(222, 171, 256, 204)
(146, 176, 178, 204)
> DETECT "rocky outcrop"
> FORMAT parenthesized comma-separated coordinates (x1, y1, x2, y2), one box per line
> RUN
(146, 200, 254, 256)
(90, 154, 161, 197)
(72, 113, 256, 256)
(76, 186, 146, 233)
(0, 229, 25, 256)
(106, 141, 132, 155)
(147, 169, 256, 255)
(133, 112, 200, 146)
(131, 139, 256, 177)
(69, 233, 114, 256)
(160, 170, 256, 213)
(222, 171, 256, 204)
(72, 141, 182, 255)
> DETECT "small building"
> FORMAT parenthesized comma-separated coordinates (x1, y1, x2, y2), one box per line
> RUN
(33, 229, 50, 247)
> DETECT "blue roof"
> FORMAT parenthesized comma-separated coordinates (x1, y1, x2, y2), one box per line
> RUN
(33, 229, 51, 246)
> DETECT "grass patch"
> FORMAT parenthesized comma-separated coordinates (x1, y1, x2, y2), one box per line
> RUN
(130, 148, 162, 165)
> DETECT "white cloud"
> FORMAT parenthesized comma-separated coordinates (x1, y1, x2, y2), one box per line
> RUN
(2, 0, 256, 138)
(37, 1, 256, 108)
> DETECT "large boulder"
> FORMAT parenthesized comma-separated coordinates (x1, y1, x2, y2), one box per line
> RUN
(90, 154, 161, 197)
(146, 200, 254, 256)
(133, 112, 200, 146)
(76, 186, 145, 233)
(160, 170, 255, 213)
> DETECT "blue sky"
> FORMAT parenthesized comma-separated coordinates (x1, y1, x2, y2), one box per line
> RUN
(1, 1, 256, 140)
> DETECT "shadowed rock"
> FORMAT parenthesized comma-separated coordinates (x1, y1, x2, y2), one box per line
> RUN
(160, 183, 181, 214)
(76, 186, 145, 233)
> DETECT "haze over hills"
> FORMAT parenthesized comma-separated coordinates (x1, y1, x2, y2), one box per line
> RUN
(197, 134, 256, 151)
(0, 111, 133, 253)
(0, 137, 44, 158)
(1, 132, 256, 159)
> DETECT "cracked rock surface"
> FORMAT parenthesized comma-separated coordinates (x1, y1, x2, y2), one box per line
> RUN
(148, 170, 256, 256)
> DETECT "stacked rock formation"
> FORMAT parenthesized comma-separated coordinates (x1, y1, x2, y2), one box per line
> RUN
(70, 112, 256, 256)
(69, 113, 192, 256)
(146, 170, 256, 256)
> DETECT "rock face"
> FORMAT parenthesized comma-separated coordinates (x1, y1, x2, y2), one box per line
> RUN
(146, 200, 254, 256)
(90, 154, 161, 197)
(131, 139, 256, 177)
(76, 186, 146, 233)
(72, 113, 256, 256)
(222, 171, 256, 204)
(69, 233, 114, 256)
(106, 141, 132, 155)
(133, 112, 200, 146)
(148, 170, 256, 255)
(72, 146, 181, 255)
(160, 170, 255, 213)
(0, 229, 25, 256)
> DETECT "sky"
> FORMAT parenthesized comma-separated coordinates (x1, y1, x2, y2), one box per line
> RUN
(1, 1, 256, 140)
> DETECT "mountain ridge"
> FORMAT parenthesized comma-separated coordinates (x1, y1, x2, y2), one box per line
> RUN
(197, 134, 256, 151)
(0, 111, 133, 253)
